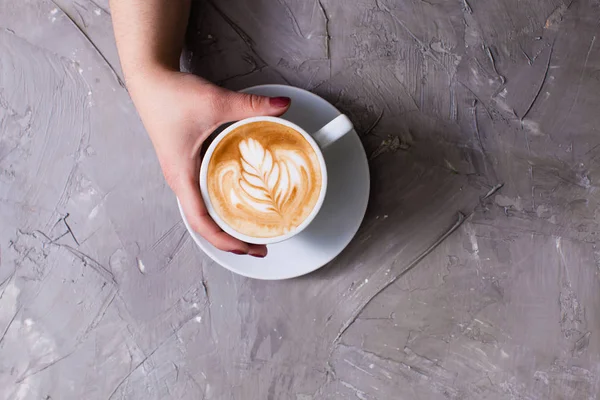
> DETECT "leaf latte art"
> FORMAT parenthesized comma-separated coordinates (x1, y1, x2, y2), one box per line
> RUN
(207, 121, 323, 238)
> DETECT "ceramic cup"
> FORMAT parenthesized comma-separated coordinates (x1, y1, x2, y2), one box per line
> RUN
(200, 114, 354, 245)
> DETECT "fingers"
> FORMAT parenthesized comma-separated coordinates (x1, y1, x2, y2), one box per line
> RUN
(220, 91, 291, 122)
(175, 176, 267, 257)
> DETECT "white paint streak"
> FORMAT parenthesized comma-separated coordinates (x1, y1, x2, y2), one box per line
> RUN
(344, 359, 374, 376)
(137, 258, 146, 273)
(555, 237, 571, 283)
(0, 283, 58, 400)
(340, 381, 368, 400)
(534, 370, 549, 385)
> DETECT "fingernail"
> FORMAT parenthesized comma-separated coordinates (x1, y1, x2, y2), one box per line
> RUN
(231, 250, 247, 255)
(249, 251, 266, 258)
(270, 97, 291, 108)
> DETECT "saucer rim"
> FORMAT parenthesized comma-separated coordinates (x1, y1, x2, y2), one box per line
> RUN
(178, 84, 370, 280)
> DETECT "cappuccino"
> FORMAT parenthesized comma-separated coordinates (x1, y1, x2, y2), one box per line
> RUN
(206, 121, 323, 238)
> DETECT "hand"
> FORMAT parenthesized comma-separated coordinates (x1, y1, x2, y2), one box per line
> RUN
(127, 70, 290, 257)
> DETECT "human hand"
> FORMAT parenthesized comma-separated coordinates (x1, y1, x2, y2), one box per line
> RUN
(127, 70, 290, 257)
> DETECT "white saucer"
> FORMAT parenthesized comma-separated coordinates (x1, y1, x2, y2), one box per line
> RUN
(178, 84, 370, 280)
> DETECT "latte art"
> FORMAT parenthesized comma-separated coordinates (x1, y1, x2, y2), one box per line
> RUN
(207, 121, 323, 238)
(236, 138, 310, 215)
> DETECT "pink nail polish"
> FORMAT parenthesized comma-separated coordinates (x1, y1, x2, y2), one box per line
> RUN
(270, 97, 291, 108)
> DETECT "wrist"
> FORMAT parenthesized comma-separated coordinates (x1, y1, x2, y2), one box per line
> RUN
(123, 60, 179, 90)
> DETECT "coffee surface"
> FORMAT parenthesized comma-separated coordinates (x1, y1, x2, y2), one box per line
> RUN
(207, 121, 323, 238)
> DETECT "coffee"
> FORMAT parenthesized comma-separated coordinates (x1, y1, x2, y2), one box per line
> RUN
(207, 121, 323, 238)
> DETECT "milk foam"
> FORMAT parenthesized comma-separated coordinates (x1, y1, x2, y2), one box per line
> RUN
(207, 122, 322, 238)
(234, 138, 309, 215)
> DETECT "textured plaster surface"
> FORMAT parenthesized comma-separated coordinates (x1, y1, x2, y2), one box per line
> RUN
(1, 0, 600, 398)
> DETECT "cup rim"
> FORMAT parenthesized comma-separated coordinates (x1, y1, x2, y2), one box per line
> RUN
(199, 116, 329, 245)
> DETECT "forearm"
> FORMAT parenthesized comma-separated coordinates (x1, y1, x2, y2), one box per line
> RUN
(110, 0, 191, 86)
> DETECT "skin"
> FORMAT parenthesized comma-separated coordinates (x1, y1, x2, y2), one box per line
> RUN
(109, 0, 291, 257)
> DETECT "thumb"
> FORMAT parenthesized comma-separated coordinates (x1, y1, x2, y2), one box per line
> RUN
(221, 91, 291, 122)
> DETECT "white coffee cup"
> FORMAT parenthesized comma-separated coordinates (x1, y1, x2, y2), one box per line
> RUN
(200, 114, 354, 245)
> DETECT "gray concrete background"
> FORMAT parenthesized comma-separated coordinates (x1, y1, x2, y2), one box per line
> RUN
(1, 0, 599, 398)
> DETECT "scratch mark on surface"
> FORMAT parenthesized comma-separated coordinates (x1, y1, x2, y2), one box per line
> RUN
(557, 35, 596, 135)
(61, 244, 116, 285)
(62, 213, 79, 246)
(165, 232, 189, 267)
(484, 45, 505, 84)
(472, 101, 487, 163)
(78, 289, 118, 342)
(150, 222, 182, 250)
(217, 65, 263, 85)
(49, 0, 125, 88)
(481, 183, 504, 200)
(88, 0, 110, 15)
(524, 126, 531, 154)
(331, 212, 467, 346)
(573, 331, 591, 356)
(363, 110, 384, 136)
(375, 0, 443, 66)
(185, 370, 206, 399)
(200, 279, 211, 306)
(391, 73, 420, 110)
(0, 306, 21, 344)
(277, 0, 305, 38)
(519, 43, 533, 65)
(529, 165, 535, 208)
(0, 268, 15, 294)
(458, 81, 494, 120)
(521, 41, 555, 122)
(462, 0, 473, 14)
(106, 310, 201, 399)
(449, 83, 457, 121)
(317, 0, 331, 60)
(72, 3, 88, 28)
(472, 101, 497, 181)
(206, 0, 291, 85)
(16, 351, 76, 383)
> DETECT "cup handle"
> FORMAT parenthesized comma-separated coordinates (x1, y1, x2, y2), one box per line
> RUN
(312, 114, 353, 149)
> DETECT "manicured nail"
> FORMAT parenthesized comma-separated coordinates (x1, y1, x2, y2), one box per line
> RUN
(270, 97, 291, 108)
(231, 250, 247, 255)
(249, 252, 266, 258)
